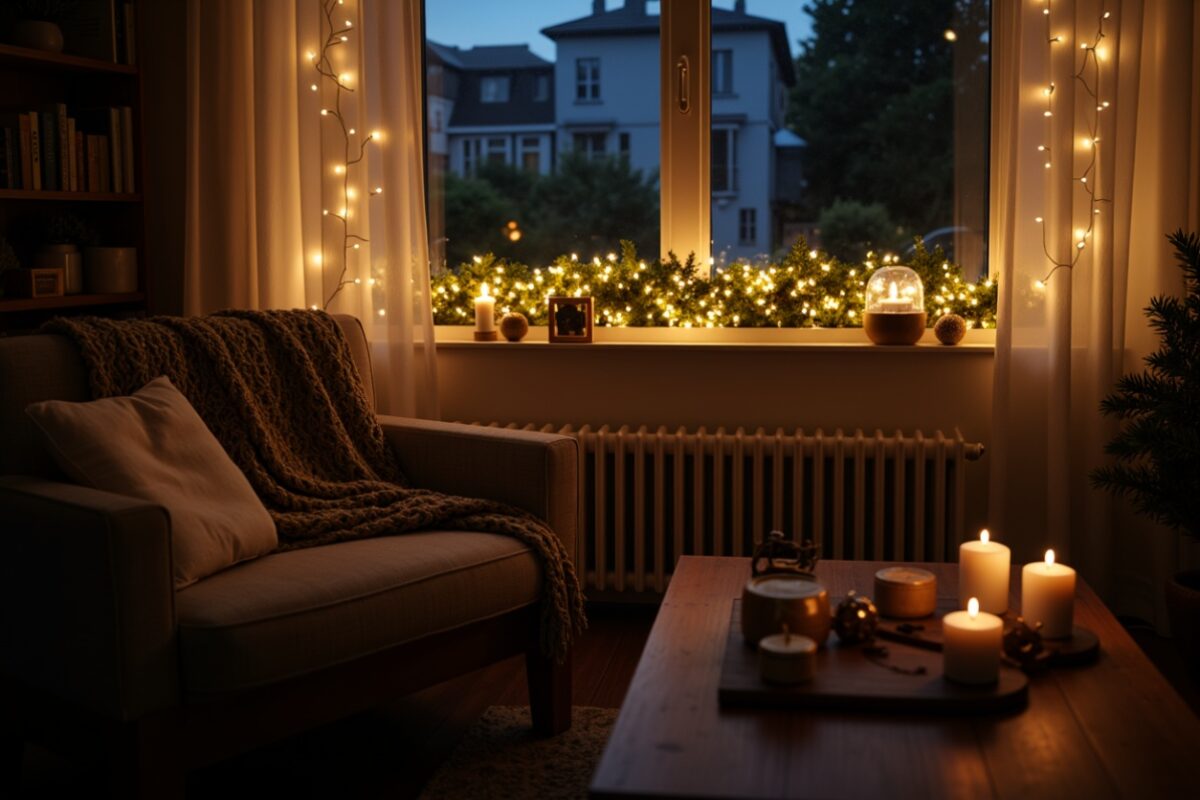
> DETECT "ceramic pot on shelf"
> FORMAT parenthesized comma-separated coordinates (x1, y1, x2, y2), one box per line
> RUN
(84, 247, 138, 294)
(13, 20, 64, 53)
(35, 245, 83, 295)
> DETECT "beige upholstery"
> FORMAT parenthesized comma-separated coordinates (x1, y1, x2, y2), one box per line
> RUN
(176, 531, 540, 694)
(0, 313, 577, 725)
(26, 376, 278, 589)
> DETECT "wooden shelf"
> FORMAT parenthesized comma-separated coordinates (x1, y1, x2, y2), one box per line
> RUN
(0, 43, 137, 76)
(0, 189, 142, 202)
(0, 292, 144, 313)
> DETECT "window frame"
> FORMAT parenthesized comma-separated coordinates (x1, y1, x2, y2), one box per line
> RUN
(712, 48, 733, 96)
(711, 126, 737, 195)
(575, 57, 601, 103)
(738, 207, 757, 245)
(479, 74, 510, 103)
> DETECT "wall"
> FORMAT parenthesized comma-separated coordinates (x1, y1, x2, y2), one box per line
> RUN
(140, 0, 188, 316)
(431, 327, 996, 539)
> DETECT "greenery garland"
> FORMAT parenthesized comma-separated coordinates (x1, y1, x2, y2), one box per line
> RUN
(431, 238, 997, 329)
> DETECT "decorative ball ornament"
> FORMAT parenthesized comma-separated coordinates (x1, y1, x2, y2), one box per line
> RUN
(832, 590, 879, 644)
(1003, 616, 1046, 671)
(934, 313, 967, 345)
(500, 312, 529, 342)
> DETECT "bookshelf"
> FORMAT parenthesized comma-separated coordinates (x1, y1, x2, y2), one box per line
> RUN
(0, 1, 146, 333)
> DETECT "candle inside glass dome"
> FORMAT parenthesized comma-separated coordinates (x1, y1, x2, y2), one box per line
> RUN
(877, 280, 915, 312)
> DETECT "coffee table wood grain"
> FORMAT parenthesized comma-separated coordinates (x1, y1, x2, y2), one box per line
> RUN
(589, 556, 1200, 799)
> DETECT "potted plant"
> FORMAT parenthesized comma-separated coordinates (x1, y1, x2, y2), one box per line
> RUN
(1092, 229, 1200, 671)
(36, 213, 96, 295)
(7, 1, 72, 53)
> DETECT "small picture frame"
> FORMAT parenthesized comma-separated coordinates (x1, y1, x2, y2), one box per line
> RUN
(548, 296, 594, 343)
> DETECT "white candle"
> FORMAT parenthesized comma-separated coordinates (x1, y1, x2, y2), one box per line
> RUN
(758, 630, 817, 685)
(943, 597, 1003, 684)
(876, 281, 914, 312)
(1021, 549, 1076, 639)
(958, 528, 1011, 614)
(474, 284, 495, 333)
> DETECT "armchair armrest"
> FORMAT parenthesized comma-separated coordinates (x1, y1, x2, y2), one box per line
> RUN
(377, 416, 578, 560)
(0, 476, 178, 721)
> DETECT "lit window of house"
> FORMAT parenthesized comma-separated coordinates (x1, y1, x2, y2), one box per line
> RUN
(713, 49, 733, 95)
(480, 75, 510, 103)
(520, 136, 542, 171)
(575, 58, 600, 102)
(738, 208, 756, 245)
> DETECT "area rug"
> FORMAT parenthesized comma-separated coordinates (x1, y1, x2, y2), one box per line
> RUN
(418, 705, 618, 799)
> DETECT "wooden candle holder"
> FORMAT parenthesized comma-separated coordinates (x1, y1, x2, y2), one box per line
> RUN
(864, 311, 926, 345)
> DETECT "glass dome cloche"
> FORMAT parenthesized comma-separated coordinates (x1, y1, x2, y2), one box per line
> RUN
(863, 265, 926, 345)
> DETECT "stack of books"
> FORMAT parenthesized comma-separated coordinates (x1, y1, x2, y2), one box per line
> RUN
(0, 105, 136, 194)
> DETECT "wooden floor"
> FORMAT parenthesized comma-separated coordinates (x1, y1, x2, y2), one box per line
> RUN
(19, 604, 657, 799)
(18, 603, 1200, 799)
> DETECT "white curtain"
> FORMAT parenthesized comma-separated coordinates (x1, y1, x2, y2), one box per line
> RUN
(990, 0, 1199, 628)
(185, 0, 439, 419)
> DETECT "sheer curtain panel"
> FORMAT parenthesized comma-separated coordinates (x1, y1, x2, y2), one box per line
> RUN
(989, 0, 1199, 628)
(185, 0, 438, 418)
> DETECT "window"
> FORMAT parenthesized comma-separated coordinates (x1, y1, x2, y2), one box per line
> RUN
(480, 75, 509, 103)
(520, 136, 542, 172)
(534, 74, 550, 102)
(461, 139, 478, 175)
(485, 137, 508, 164)
(573, 132, 607, 160)
(738, 208, 756, 245)
(713, 49, 733, 95)
(619, 132, 630, 157)
(575, 58, 600, 102)
(711, 128, 737, 194)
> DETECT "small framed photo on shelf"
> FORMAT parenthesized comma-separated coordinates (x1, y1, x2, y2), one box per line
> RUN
(548, 296, 594, 343)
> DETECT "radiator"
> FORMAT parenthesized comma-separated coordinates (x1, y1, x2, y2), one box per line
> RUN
(468, 424, 985, 596)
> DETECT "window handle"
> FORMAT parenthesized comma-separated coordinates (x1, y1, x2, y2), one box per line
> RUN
(676, 56, 690, 114)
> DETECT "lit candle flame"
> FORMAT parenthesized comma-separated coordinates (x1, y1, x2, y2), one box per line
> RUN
(1045, 549, 1055, 568)
(480, 284, 490, 299)
(889, 281, 899, 299)
(968, 597, 979, 618)
(980, 529, 990, 544)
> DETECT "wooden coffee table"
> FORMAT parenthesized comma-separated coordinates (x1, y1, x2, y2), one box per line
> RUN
(590, 556, 1200, 799)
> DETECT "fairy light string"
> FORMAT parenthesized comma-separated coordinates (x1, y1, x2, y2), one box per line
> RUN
(1035, 1, 1113, 286)
(308, 0, 382, 309)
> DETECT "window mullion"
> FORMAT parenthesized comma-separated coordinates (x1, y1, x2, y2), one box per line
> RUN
(659, 0, 710, 269)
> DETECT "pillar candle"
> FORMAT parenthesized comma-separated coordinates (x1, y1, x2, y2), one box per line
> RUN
(1021, 549, 1076, 639)
(958, 528, 1011, 614)
(474, 284, 495, 333)
(943, 597, 1002, 684)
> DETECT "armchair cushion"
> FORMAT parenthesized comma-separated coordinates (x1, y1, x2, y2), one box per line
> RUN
(25, 376, 277, 588)
(175, 531, 540, 695)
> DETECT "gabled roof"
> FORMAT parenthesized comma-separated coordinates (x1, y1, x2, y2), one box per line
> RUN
(541, 5, 795, 85)
(427, 42, 551, 72)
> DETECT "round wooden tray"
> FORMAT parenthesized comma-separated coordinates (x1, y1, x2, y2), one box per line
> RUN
(1042, 625, 1100, 666)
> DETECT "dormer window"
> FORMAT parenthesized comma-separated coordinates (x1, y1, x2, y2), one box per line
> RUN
(480, 75, 510, 103)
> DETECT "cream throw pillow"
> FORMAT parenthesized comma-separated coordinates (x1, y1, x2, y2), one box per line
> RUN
(26, 376, 277, 588)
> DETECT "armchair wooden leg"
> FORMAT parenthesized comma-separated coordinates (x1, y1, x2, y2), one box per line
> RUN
(107, 717, 185, 800)
(526, 646, 572, 736)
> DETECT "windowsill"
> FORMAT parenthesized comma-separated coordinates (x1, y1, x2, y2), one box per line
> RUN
(434, 325, 995, 354)
(574, 99, 603, 105)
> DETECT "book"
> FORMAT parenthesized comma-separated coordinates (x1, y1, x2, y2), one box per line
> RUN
(39, 110, 58, 191)
(98, 133, 111, 192)
(18, 113, 32, 190)
(108, 107, 122, 193)
(67, 117, 78, 191)
(85, 134, 102, 191)
(75, 130, 85, 191)
(1, 127, 13, 189)
(59, 0, 119, 62)
(29, 112, 42, 191)
(52, 103, 70, 191)
(123, 2, 137, 65)
(120, 106, 134, 192)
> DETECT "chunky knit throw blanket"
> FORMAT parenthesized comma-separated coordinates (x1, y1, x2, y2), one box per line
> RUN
(43, 310, 586, 659)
